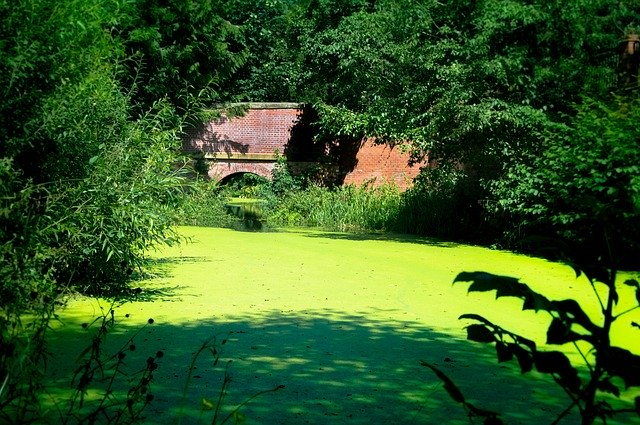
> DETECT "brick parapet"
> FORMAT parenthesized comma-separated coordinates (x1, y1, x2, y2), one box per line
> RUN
(184, 104, 423, 188)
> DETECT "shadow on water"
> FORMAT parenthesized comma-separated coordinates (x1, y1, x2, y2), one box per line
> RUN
(281, 229, 461, 248)
(108, 257, 212, 301)
(41, 308, 607, 425)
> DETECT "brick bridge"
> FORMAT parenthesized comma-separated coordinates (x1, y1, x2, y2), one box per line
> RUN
(184, 103, 421, 189)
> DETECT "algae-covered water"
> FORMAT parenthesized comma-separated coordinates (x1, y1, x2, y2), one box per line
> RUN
(46, 227, 640, 424)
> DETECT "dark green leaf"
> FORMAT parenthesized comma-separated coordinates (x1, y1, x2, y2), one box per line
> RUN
(454, 272, 520, 290)
(510, 344, 534, 374)
(546, 318, 585, 345)
(421, 361, 465, 404)
(547, 318, 570, 345)
(597, 379, 620, 397)
(533, 351, 581, 393)
(496, 342, 513, 363)
(599, 347, 640, 389)
(454, 272, 552, 312)
(513, 335, 537, 352)
(634, 396, 639, 416)
(533, 351, 573, 374)
(551, 299, 600, 334)
(459, 313, 495, 326)
(466, 324, 496, 343)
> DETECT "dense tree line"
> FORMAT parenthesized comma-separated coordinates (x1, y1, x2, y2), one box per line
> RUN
(224, 0, 640, 261)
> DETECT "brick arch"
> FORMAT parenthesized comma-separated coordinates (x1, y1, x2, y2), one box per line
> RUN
(208, 161, 275, 182)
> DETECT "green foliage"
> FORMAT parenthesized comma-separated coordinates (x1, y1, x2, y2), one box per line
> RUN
(492, 95, 640, 262)
(269, 153, 303, 197)
(118, 0, 248, 112)
(63, 310, 161, 424)
(433, 259, 640, 424)
(236, 0, 640, 247)
(43, 101, 188, 294)
(266, 183, 402, 232)
(174, 179, 240, 228)
(396, 168, 489, 241)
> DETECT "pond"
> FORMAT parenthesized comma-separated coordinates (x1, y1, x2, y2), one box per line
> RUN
(45, 227, 640, 424)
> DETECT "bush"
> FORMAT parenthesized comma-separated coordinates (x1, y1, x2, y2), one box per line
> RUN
(265, 183, 402, 232)
(175, 179, 240, 228)
(492, 95, 640, 264)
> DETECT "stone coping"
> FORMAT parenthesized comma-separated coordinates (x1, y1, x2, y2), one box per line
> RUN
(210, 102, 303, 110)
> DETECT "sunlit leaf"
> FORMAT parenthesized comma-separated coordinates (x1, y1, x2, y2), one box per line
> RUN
(201, 398, 215, 411)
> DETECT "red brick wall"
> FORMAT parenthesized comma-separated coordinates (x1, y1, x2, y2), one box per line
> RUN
(209, 161, 275, 181)
(185, 104, 423, 187)
(343, 139, 421, 189)
(187, 106, 299, 156)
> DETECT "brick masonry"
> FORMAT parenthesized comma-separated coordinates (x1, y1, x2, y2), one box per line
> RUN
(343, 139, 421, 188)
(184, 104, 422, 189)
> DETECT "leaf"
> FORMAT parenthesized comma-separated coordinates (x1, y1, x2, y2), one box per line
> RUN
(533, 351, 574, 375)
(546, 318, 570, 344)
(465, 401, 500, 418)
(495, 342, 513, 363)
(459, 313, 495, 326)
(534, 351, 581, 392)
(546, 318, 585, 345)
(454, 272, 552, 312)
(466, 324, 496, 343)
(201, 398, 215, 410)
(510, 344, 534, 374)
(89, 155, 99, 164)
(599, 347, 640, 389)
(635, 396, 640, 416)
(597, 379, 620, 397)
(623, 279, 639, 289)
(421, 361, 466, 404)
(551, 299, 600, 334)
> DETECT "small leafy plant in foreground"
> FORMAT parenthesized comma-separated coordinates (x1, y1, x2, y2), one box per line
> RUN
(62, 306, 161, 425)
(425, 254, 640, 424)
(178, 334, 284, 425)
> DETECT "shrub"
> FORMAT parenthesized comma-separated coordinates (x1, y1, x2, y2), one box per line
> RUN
(174, 179, 240, 228)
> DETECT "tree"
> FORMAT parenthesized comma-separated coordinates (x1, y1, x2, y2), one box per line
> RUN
(116, 0, 248, 114)
(492, 95, 640, 264)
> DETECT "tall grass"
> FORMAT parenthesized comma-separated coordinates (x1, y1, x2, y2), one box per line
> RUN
(266, 183, 402, 232)
(176, 172, 486, 242)
(174, 179, 239, 228)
